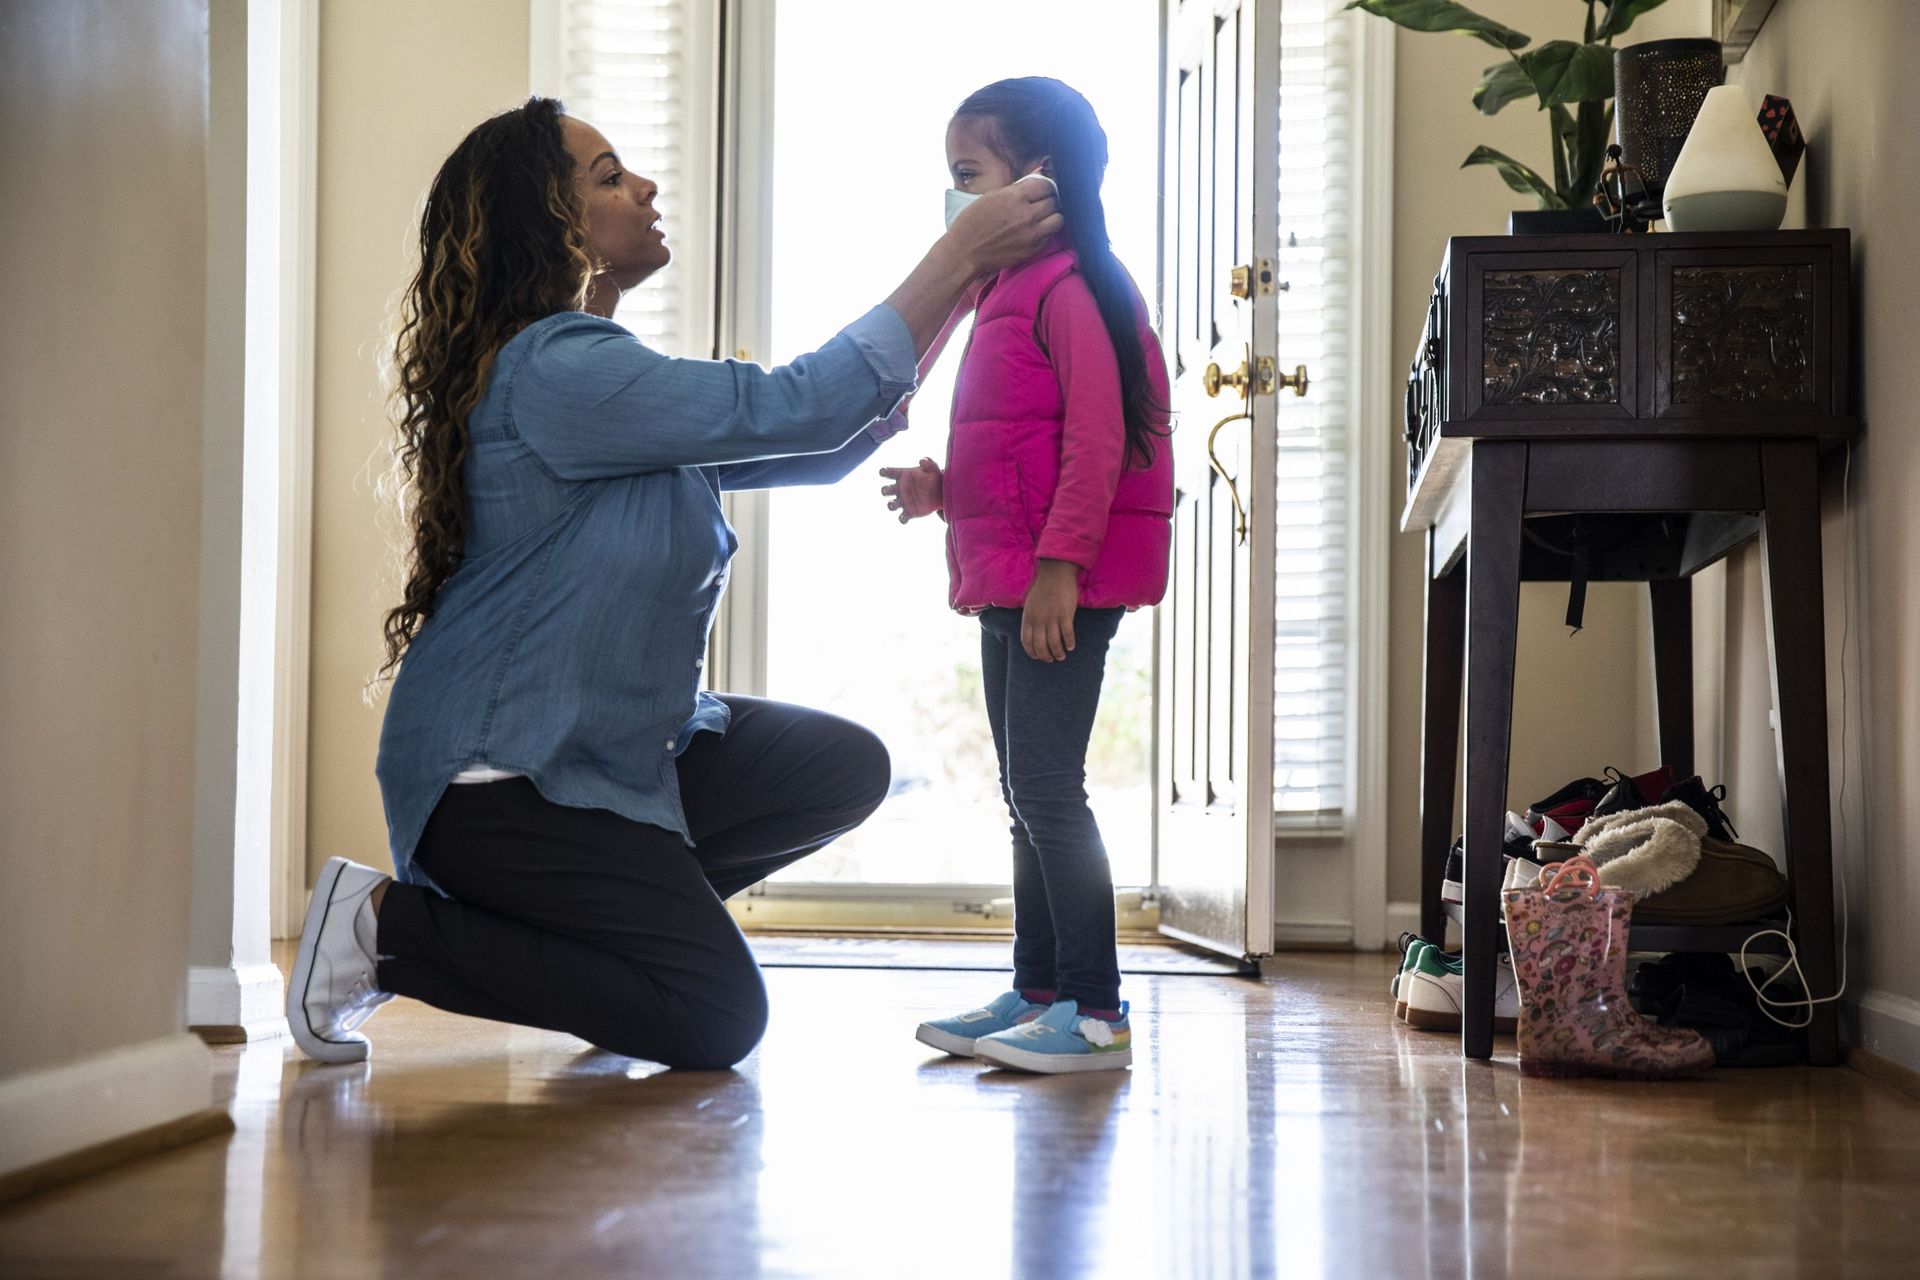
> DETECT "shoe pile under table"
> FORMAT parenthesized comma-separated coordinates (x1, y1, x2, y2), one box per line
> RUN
(1400, 229, 1856, 1063)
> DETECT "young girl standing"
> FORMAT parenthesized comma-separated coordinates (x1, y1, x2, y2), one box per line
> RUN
(881, 78, 1173, 1074)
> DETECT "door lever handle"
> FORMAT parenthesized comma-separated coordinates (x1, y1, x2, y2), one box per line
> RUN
(1206, 409, 1252, 544)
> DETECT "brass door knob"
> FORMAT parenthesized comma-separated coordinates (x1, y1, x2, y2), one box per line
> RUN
(1276, 364, 1310, 397)
(1203, 360, 1253, 399)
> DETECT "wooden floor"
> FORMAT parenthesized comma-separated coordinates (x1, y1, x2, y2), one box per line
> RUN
(4, 952, 1920, 1279)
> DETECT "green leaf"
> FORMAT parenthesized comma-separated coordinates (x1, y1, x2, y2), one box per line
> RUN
(1472, 60, 1535, 115)
(1462, 145, 1568, 209)
(1572, 99, 1614, 203)
(1519, 40, 1615, 107)
(1596, 0, 1672, 41)
(1345, 0, 1530, 50)
(1549, 103, 1575, 200)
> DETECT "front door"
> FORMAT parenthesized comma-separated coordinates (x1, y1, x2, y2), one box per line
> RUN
(1155, 0, 1288, 959)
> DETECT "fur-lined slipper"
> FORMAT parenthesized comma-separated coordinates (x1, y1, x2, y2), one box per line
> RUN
(1571, 801, 1705, 897)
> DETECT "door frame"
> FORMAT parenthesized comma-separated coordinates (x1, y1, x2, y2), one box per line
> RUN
(265, 0, 320, 938)
(1154, 0, 1396, 955)
(1344, 7, 1394, 954)
(1152, 0, 1283, 960)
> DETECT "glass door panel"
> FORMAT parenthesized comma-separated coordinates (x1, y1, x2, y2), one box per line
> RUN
(758, 0, 1161, 889)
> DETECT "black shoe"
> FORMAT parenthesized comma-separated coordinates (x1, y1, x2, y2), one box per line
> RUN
(1589, 765, 1650, 820)
(1633, 954, 1806, 1067)
(1661, 776, 1740, 841)
(1523, 774, 1608, 819)
(1441, 839, 1464, 905)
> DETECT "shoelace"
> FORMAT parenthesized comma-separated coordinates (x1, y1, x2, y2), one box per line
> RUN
(1700, 783, 1740, 839)
(334, 972, 386, 1033)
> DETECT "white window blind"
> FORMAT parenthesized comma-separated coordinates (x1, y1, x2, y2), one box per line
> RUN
(538, 0, 717, 358)
(1272, 0, 1353, 819)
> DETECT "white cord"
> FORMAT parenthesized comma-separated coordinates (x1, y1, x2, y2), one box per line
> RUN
(1739, 440, 1852, 1030)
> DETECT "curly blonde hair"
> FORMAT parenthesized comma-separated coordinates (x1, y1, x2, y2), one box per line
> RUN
(380, 97, 596, 679)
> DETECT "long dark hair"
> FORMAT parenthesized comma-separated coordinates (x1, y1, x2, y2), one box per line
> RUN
(379, 96, 595, 680)
(953, 77, 1168, 469)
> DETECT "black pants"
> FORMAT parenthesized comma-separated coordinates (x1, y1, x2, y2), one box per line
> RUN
(375, 695, 890, 1069)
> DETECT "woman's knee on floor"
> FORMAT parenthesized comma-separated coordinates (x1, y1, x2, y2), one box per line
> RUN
(598, 963, 770, 1071)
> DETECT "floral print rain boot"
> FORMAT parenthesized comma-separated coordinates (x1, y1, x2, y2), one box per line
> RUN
(1502, 856, 1715, 1080)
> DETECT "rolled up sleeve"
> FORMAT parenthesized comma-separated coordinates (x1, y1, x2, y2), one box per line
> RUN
(510, 307, 918, 480)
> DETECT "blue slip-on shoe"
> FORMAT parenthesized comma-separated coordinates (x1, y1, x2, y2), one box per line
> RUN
(972, 999, 1132, 1074)
(915, 990, 1048, 1057)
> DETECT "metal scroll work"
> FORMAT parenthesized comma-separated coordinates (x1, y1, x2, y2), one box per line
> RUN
(1671, 265, 1815, 403)
(1481, 269, 1622, 406)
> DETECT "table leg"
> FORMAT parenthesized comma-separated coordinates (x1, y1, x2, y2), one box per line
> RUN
(1419, 535, 1465, 945)
(1463, 443, 1526, 1060)
(1760, 440, 1841, 1066)
(1649, 578, 1696, 778)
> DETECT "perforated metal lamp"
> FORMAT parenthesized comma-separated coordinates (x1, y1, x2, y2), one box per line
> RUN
(1613, 38, 1725, 201)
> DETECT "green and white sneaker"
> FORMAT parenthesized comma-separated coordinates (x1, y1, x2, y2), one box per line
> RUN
(915, 990, 1047, 1057)
(1403, 949, 1518, 1034)
(1391, 933, 1441, 1014)
(973, 1000, 1132, 1074)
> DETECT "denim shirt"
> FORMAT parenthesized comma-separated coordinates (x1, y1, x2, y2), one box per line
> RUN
(375, 306, 917, 886)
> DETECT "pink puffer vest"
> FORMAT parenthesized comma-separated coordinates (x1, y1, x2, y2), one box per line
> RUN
(943, 248, 1174, 613)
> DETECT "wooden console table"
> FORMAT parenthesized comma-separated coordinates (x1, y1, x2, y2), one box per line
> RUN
(1401, 230, 1855, 1064)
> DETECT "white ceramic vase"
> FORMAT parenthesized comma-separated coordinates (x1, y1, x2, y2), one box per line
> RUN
(1662, 84, 1788, 231)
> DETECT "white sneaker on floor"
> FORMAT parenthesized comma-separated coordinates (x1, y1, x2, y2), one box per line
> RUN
(287, 857, 394, 1064)
(1403, 952, 1519, 1034)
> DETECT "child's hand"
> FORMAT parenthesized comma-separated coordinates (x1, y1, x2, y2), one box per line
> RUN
(879, 459, 943, 523)
(1021, 559, 1081, 662)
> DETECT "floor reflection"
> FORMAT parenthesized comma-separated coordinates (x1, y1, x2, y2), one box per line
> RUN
(989, 1066, 1128, 1278)
(4, 957, 1919, 1279)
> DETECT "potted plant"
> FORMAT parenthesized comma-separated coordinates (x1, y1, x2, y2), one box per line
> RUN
(1349, 0, 1674, 231)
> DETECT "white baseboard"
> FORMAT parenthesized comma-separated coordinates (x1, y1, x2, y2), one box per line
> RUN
(188, 962, 289, 1042)
(1272, 920, 1355, 948)
(1850, 989, 1920, 1077)
(1385, 901, 1421, 948)
(0, 1034, 217, 1181)
(1386, 900, 1459, 949)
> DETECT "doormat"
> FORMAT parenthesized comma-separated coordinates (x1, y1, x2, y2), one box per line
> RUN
(747, 934, 1249, 976)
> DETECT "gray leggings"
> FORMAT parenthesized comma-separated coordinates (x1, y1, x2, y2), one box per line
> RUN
(376, 695, 890, 1069)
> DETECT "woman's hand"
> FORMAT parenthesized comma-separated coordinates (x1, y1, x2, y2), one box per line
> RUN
(879, 459, 943, 523)
(943, 175, 1062, 279)
(1021, 559, 1081, 662)
(884, 178, 1061, 356)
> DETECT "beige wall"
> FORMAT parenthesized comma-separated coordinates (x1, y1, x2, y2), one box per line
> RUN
(1721, 0, 1920, 1048)
(0, 1, 208, 1074)
(1382, 1, 1709, 905)
(308, 1, 530, 878)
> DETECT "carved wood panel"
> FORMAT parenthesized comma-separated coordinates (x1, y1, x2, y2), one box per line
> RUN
(1481, 269, 1623, 406)
(1671, 264, 1815, 403)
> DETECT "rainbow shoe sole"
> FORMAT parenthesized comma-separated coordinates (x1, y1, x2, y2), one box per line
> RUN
(972, 999, 1132, 1074)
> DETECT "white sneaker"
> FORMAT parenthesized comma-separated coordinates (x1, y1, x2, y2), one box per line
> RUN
(287, 857, 394, 1063)
(1403, 952, 1519, 1034)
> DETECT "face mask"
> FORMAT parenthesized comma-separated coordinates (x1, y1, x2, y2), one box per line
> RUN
(943, 171, 1058, 230)
(943, 187, 980, 229)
